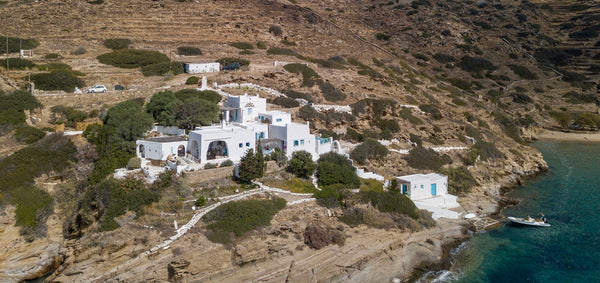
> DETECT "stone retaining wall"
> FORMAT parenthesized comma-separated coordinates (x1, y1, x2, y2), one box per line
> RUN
(182, 161, 281, 183)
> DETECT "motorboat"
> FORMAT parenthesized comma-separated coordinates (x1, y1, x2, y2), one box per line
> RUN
(507, 214, 550, 227)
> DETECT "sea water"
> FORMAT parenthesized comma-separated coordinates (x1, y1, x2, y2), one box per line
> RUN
(430, 141, 600, 283)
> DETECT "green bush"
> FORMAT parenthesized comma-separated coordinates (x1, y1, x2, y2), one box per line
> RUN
(97, 49, 169, 69)
(399, 107, 423, 125)
(43, 53, 63, 60)
(271, 97, 299, 108)
(0, 135, 77, 232)
(508, 64, 538, 80)
(283, 63, 319, 85)
(269, 25, 283, 36)
(350, 139, 388, 165)
(511, 92, 533, 104)
(285, 90, 313, 103)
(0, 36, 39, 54)
(464, 141, 505, 165)
(433, 53, 456, 63)
(266, 47, 304, 59)
(318, 81, 346, 101)
(141, 61, 184, 76)
(256, 41, 267, 49)
(412, 53, 429, 61)
(313, 184, 349, 208)
(103, 38, 131, 50)
(493, 111, 523, 143)
(280, 39, 297, 46)
(310, 58, 346, 69)
(298, 105, 323, 121)
(239, 50, 255, 55)
(51, 105, 88, 126)
(439, 167, 475, 195)
(0, 58, 35, 70)
(269, 148, 288, 166)
(405, 146, 450, 170)
(30, 70, 85, 92)
(220, 159, 234, 167)
(216, 57, 250, 67)
(288, 150, 317, 178)
(360, 191, 419, 219)
(317, 152, 360, 189)
(186, 76, 199, 85)
(457, 56, 496, 73)
(375, 33, 390, 40)
(127, 157, 141, 169)
(562, 91, 600, 105)
(37, 62, 72, 72)
(203, 198, 286, 244)
(549, 111, 571, 127)
(229, 42, 254, 50)
(419, 104, 442, 120)
(177, 46, 202, 56)
(14, 126, 45, 144)
(204, 163, 217, 169)
(71, 46, 87, 55)
(447, 77, 471, 91)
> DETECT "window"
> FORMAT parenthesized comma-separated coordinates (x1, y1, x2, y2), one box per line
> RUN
(293, 140, 299, 146)
(246, 142, 250, 147)
(300, 139, 304, 145)
(239, 143, 243, 148)
(247, 108, 252, 114)
(276, 118, 282, 122)
(260, 132, 265, 138)
(420, 185, 424, 189)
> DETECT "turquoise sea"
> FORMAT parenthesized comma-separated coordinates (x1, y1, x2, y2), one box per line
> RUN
(424, 141, 600, 282)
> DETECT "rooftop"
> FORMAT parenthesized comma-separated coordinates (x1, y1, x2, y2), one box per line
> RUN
(396, 173, 446, 183)
(143, 136, 187, 143)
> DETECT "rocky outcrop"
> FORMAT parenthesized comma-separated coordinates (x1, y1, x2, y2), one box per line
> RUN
(167, 259, 190, 282)
(303, 222, 345, 249)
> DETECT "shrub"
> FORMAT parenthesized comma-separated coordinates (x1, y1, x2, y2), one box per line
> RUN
(318, 81, 346, 101)
(43, 53, 63, 60)
(195, 196, 206, 207)
(508, 64, 538, 80)
(493, 111, 523, 143)
(351, 98, 395, 116)
(269, 25, 283, 36)
(203, 198, 286, 244)
(220, 159, 234, 167)
(204, 163, 217, 169)
(186, 76, 199, 85)
(30, 70, 85, 92)
(0, 58, 35, 70)
(511, 92, 533, 104)
(412, 53, 429, 61)
(268, 95, 299, 108)
(405, 146, 449, 170)
(375, 33, 390, 40)
(239, 50, 254, 55)
(229, 42, 254, 50)
(141, 61, 184, 76)
(269, 148, 288, 166)
(313, 184, 348, 208)
(280, 39, 297, 46)
(284, 89, 313, 102)
(37, 62, 73, 72)
(433, 53, 456, 63)
(71, 46, 87, 55)
(399, 107, 423, 125)
(317, 152, 360, 189)
(350, 139, 388, 165)
(457, 56, 496, 73)
(14, 126, 45, 144)
(177, 46, 202, 56)
(310, 58, 346, 69)
(50, 105, 88, 126)
(103, 38, 131, 50)
(465, 141, 505, 164)
(97, 49, 169, 68)
(549, 111, 570, 127)
(0, 36, 39, 54)
(127, 157, 141, 169)
(360, 191, 419, 219)
(216, 57, 250, 67)
(447, 77, 471, 91)
(298, 105, 323, 121)
(562, 91, 600, 105)
(419, 104, 442, 120)
(283, 63, 319, 85)
(439, 167, 475, 195)
(288, 151, 317, 178)
(256, 41, 267, 49)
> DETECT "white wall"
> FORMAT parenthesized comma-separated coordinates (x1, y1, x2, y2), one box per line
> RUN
(396, 174, 448, 200)
(185, 63, 220, 73)
(136, 140, 187, 161)
(225, 94, 266, 123)
(188, 126, 257, 164)
(259, 111, 291, 125)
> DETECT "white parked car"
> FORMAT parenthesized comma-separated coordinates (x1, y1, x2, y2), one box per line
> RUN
(88, 85, 107, 93)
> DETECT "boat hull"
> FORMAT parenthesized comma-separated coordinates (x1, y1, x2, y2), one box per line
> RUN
(507, 217, 551, 227)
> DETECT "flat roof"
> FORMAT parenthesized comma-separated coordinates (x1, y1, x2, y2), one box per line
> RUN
(397, 173, 446, 183)
(142, 136, 187, 143)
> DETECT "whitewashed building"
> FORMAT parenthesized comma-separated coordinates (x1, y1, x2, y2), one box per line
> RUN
(396, 173, 448, 200)
(136, 136, 188, 161)
(184, 62, 220, 74)
(186, 93, 339, 165)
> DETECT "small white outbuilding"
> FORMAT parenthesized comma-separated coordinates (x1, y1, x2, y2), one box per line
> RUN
(396, 173, 448, 200)
(184, 62, 220, 74)
(136, 136, 188, 161)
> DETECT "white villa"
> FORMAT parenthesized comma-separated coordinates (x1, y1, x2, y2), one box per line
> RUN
(396, 173, 448, 200)
(136, 92, 340, 166)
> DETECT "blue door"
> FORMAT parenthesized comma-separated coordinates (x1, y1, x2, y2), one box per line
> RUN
(431, 183, 437, 196)
(402, 184, 407, 194)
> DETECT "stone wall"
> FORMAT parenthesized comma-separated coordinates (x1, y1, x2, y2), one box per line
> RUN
(182, 161, 281, 183)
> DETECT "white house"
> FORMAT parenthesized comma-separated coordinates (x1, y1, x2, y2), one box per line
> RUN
(396, 173, 448, 200)
(136, 136, 188, 161)
(184, 62, 220, 74)
(185, 93, 339, 165)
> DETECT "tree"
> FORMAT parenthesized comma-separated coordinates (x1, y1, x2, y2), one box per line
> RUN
(350, 139, 389, 165)
(174, 97, 219, 130)
(238, 149, 264, 183)
(288, 150, 317, 178)
(145, 91, 178, 125)
(316, 152, 360, 189)
(103, 99, 153, 142)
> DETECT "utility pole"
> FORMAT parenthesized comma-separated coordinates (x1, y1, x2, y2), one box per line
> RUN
(6, 36, 9, 74)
